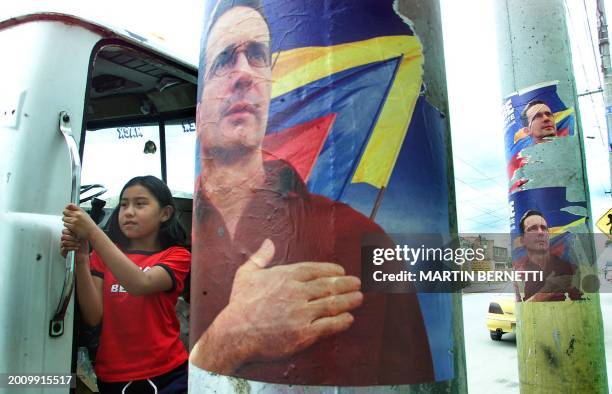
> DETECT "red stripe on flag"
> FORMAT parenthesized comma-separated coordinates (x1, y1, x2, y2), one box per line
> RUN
(262, 113, 336, 182)
(556, 127, 569, 137)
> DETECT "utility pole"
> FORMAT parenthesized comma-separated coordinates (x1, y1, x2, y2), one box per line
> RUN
(495, 1, 608, 393)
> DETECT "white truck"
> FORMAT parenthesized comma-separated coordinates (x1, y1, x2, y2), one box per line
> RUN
(0, 13, 198, 392)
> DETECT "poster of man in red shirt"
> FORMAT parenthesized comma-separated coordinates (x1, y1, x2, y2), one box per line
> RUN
(189, 0, 454, 387)
(516, 210, 583, 302)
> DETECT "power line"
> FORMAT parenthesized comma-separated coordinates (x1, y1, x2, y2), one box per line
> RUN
(455, 156, 506, 188)
(462, 215, 507, 226)
(583, 0, 604, 88)
(455, 177, 506, 200)
(580, 0, 607, 144)
(461, 201, 506, 221)
(459, 176, 507, 186)
(464, 216, 507, 226)
(566, 0, 607, 146)
(462, 209, 508, 222)
(456, 195, 509, 208)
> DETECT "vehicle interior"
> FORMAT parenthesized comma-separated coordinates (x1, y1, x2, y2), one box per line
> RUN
(76, 40, 197, 391)
(80, 41, 197, 243)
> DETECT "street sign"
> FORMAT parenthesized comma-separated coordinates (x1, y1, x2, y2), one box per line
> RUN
(596, 208, 612, 239)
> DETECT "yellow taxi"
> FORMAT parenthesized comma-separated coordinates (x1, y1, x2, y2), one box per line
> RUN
(486, 296, 516, 340)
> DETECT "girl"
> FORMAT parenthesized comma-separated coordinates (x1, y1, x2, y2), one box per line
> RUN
(61, 175, 190, 394)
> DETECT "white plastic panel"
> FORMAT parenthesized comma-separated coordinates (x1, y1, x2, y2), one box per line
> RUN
(0, 19, 101, 393)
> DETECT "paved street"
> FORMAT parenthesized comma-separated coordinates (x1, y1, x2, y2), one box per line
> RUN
(462, 292, 612, 393)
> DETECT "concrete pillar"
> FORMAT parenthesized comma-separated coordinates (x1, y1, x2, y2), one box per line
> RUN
(495, 0, 608, 392)
(189, 0, 466, 392)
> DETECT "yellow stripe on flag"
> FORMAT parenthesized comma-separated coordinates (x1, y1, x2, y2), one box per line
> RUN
(549, 217, 586, 236)
(554, 108, 573, 124)
(272, 36, 422, 99)
(351, 42, 423, 188)
(270, 35, 424, 189)
(514, 127, 529, 144)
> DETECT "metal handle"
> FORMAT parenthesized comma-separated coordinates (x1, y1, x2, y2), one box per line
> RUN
(50, 111, 81, 337)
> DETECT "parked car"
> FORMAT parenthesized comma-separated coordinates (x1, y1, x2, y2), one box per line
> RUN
(486, 296, 515, 340)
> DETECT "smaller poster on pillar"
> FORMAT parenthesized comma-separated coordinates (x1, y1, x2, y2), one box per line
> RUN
(502, 81, 593, 303)
(189, 0, 455, 388)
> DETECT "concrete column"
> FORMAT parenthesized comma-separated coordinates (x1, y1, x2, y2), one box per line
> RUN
(495, 1, 608, 392)
(190, 0, 466, 392)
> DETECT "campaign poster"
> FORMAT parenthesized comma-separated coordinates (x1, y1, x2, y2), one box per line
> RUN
(190, 0, 455, 387)
(503, 81, 591, 302)
(502, 80, 608, 392)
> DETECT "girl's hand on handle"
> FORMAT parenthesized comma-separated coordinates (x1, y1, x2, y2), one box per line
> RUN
(60, 228, 89, 261)
(62, 203, 98, 242)
(62, 205, 103, 327)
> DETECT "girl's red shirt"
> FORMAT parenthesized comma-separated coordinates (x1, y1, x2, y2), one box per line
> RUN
(90, 246, 190, 382)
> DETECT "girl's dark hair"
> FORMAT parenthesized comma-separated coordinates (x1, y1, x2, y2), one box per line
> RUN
(106, 176, 187, 249)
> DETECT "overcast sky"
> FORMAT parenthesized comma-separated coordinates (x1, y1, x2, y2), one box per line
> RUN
(1, 0, 610, 235)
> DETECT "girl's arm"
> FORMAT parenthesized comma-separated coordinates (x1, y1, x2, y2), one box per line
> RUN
(61, 230, 103, 326)
(75, 255, 104, 326)
(88, 227, 173, 295)
(62, 204, 173, 296)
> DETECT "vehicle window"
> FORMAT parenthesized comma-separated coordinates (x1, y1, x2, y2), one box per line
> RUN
(81, 124, 161, 204)
(165, 118, 197, 197)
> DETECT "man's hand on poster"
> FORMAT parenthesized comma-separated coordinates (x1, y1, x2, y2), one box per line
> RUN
(527, 272, 575, 302)
(190, 239, 363, 374)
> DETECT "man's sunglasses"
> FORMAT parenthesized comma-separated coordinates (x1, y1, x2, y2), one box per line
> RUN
(206, 41, 272, 79)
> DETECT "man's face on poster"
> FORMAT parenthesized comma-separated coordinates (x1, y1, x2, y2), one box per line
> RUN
(198, 6, 272, 156)
(526, 103, 556, 141)
(522, 214, 550, 254)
